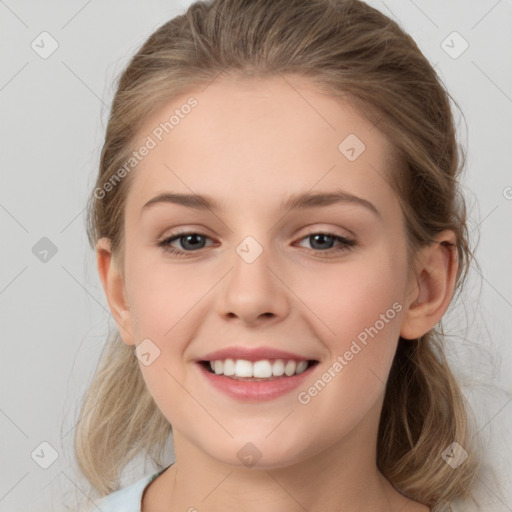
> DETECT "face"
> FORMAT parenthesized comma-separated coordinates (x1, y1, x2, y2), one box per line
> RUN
(113, 74, 415, 468)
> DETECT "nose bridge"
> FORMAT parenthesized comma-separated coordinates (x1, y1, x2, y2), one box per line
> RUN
(217, 229, 289, 323)
(231, 231, 276, 295)
(226, 208, 278, 269)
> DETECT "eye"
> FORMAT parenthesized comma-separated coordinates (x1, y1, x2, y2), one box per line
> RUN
(295, 231, 356, 257)
(157, 231, 214, 256)
(156, 230, 356, 258)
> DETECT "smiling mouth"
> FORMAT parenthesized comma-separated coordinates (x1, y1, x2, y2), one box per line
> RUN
(198, 360, 319, 381)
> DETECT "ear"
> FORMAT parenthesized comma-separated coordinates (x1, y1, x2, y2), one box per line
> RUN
(96, 237, 135, 346)
(400, 230, 458, 340)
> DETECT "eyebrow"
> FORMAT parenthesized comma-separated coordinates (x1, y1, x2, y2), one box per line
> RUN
(141, 189, 381, 219)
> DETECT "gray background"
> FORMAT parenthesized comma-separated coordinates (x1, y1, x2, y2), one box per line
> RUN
(1, 0, 511, 510)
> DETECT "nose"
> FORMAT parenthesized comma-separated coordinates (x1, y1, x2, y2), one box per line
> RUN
(215, 238, 290, 327)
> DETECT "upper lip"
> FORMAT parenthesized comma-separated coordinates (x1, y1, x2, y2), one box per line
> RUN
(197, 346, 317, 362)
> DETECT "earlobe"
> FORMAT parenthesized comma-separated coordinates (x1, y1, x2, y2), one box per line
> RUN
(95, 237, 135, 346)
(400, 230, 458, 340)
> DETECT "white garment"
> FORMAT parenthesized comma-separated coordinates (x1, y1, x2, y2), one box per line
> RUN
(87, 465, 170, 512)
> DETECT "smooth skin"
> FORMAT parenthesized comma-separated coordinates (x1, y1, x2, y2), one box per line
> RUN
(96, 73, 457, 511)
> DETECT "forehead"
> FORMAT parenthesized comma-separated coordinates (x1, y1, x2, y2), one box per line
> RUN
(125, 74, 400, 219)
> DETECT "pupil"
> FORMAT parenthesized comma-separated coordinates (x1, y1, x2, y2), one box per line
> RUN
(182, 234, 204, 250)
(311, 234, 333, 250)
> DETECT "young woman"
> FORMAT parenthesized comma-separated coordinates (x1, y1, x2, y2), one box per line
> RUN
(76, 0, 485, 510)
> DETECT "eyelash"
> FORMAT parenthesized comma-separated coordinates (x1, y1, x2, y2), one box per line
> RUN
(156, 230, 356, 258)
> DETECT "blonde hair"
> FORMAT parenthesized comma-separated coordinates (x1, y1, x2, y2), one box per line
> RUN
(77, 0, 484, 509)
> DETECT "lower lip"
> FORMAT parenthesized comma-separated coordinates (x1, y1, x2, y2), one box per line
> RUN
(196, 362, 318, 401)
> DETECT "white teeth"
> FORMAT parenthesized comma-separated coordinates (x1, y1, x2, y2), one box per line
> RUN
(208, 358, 310, 378)
(213, 360, 223, 375)
(272, 359, 285, 376)
(284, 360, 296, 376)
(296, 360, 308, 373)
(223, 358, 235, 376)
(235, 359, 253, 377)
(253, 360, 272, 378)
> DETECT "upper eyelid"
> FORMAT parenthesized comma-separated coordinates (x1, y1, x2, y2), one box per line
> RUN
(159, 221, 356, 236)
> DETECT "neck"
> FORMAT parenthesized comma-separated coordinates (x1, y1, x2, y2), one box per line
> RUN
(144, 405, 425, 512)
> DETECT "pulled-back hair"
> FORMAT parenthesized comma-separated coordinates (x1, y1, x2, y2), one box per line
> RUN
(77, 1, 483, 509)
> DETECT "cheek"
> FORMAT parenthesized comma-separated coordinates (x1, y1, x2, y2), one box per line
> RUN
(123, 248, 217, 417)
(294, 247, 406, 346)
(291, 248, 406, 416)
(124, 245, 209, 338)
